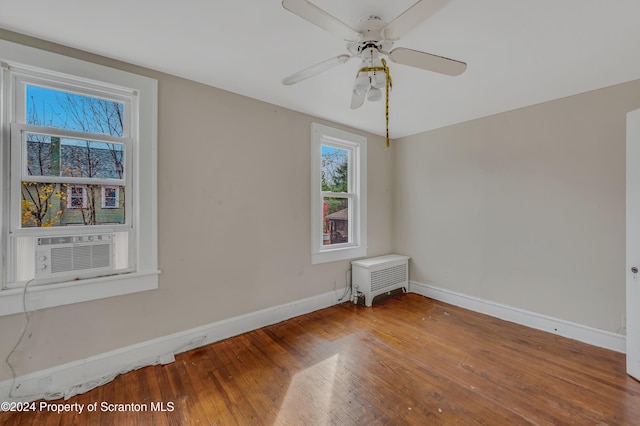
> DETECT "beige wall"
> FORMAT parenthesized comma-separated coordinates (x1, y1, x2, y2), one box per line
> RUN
(3, 26, 637, 383)
(393, 79, 640, 332)
(0, 30, 393, 379)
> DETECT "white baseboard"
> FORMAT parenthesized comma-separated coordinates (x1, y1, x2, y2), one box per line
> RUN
(0, 288, 347, 404)
(4, 282, 623, 405)
(409, 281, 626, 354)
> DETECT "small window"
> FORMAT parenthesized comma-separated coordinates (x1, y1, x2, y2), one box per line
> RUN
(311, 123, 367, 264)
(102, 186, 119, 208)
(66, 185, 86, 209)
(322, 145, 351, 246)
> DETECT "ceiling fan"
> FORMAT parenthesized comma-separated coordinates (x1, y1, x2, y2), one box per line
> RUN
(281, 0, 467, 111)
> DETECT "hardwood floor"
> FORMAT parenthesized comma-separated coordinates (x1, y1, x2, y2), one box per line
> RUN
(2, 293, 640, 425)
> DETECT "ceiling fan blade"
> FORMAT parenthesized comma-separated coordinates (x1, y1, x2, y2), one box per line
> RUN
(350, 91, 365, 109)
(282, 0, 360, 41)
(282, 54, 350, 85)
(383, 0, 449, 40)
(389, 47, 466, 76)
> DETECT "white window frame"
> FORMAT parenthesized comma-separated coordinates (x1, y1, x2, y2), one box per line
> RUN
(101, 186, 119, 208)
(310, 123, 367, 264)
(0, 39, 159, 316)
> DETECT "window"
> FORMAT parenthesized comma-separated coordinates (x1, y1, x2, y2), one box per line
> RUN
(67, 185, 87, 209)
(310, 123, 367, 264)
(102, 186, 119, 208)
(0, 39, 158, 316)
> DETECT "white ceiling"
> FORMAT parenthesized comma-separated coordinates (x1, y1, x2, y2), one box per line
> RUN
(1, 0, 639, 138)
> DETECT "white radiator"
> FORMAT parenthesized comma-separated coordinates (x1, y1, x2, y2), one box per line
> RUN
(351, 254, 410, 306)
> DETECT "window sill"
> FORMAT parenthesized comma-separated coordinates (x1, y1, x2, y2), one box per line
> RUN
(0, 271, 160, 317)
(312, 245, 367, 265)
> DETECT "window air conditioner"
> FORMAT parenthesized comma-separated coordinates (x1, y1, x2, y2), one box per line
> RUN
(35, 234, 114, 280)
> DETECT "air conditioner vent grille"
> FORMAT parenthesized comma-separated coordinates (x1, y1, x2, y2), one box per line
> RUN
(51, 247, 72, 273)
(91, 244, 111, 268)
(50, 244, 111, 272)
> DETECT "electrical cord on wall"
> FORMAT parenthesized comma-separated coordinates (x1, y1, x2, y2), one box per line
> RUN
(337, 268, 352, 302)
(5, 278, 35, 399)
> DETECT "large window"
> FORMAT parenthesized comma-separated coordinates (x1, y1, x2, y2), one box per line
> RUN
(0, 39, 158, 316)
(311, 123, 367, 264)
(16, 82, 128, 228)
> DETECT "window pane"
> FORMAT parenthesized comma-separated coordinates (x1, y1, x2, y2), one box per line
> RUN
(323, 197, 349, 245)
(21, 183, 125, 227)
(26, 85, 124, 137)
(26, 133, 125, 179)
(321, 145, 349, 192)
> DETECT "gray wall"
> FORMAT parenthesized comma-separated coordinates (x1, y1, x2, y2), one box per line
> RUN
(393, 80, 640, 332)
(0, 30, 394, 379)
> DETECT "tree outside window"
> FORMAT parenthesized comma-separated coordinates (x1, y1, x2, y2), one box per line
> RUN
(21, 86, 126, 227)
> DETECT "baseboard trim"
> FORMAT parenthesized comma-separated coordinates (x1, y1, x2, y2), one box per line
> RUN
(409, 281, 626, 354)
(0, 288, 347, 404)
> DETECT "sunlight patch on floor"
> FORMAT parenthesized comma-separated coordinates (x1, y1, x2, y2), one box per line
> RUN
(275, 354, 340, 424)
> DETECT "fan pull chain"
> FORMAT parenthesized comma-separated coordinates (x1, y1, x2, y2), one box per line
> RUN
(381, 58, 392, 149)
(358, 59, 393, 148)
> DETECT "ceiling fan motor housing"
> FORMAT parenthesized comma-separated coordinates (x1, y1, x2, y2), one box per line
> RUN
(348, 15, 390, 57)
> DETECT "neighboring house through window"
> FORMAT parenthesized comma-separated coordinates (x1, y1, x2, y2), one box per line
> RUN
(310, 123, 367, 264)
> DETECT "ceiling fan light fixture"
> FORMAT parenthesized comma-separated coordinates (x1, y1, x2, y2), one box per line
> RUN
(372, 70, 386, 89)
(355, 85, 369, 96)
(354, 72, 370, 95)
(367, 86, 382, 102)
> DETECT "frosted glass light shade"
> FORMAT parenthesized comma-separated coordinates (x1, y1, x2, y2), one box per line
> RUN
(354, 72, 370, 95)
(367, 87, 382, 102)
(372, 70, 386, 89)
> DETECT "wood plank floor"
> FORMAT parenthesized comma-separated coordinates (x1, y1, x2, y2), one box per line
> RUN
(2, 293, 640, 425)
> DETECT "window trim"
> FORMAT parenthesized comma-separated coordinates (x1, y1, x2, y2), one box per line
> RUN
(310, 123, 367, 264)
(0, 38, 159, 316)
